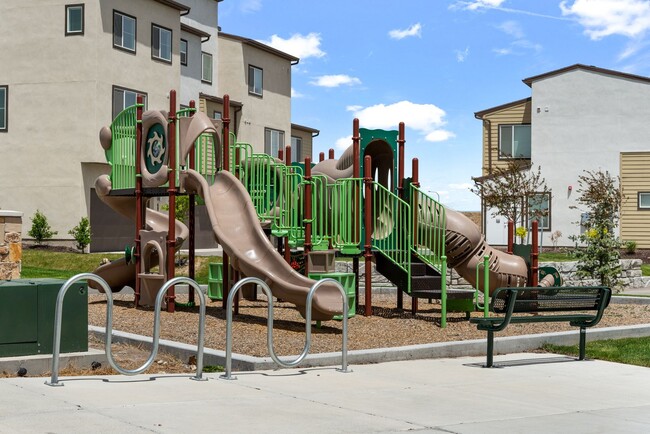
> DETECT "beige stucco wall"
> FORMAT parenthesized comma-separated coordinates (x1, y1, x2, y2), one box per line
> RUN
(217, 35, 292, 153)
(0, 0, 181, 239)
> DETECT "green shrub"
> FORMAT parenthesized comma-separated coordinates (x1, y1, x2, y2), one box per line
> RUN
(624, 240, 637, 255)
(28, 210, 58, 245)
(68, 217, 91, 253)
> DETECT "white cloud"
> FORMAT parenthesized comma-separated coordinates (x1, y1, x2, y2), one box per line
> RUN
(347, 101, 454, 143)
(346, 105, 364, 112)
(240, 0, 262, 13)
(259, 33, 325, 60)
(459, 0, 506, 11)
(291, 87, 304, 98)
(560, 0, 650, 40)
(455, 46, 470, 62)
(310, 75, 362, 88)
(335, 135, 352, 151)
(449, 182, 473, 190)
(498, 20, 525, 38)
(388, 23, 422, 40)
(494, 20, 542, 55)
(493, 47, 513, 55)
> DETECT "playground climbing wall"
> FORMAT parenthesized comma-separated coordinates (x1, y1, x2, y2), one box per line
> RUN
(0, 210, 22, 280)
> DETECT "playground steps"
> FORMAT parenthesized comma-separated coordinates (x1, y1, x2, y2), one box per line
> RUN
(375, 251, 443, 297)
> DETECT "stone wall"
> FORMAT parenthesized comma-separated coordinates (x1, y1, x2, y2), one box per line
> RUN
(0, 211, 23, 280)
(335, 257, 650, 292)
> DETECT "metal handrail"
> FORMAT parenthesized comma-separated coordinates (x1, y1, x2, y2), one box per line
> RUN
(474, 255, 490, 317)
(46, 274, 207, 386)
(220, 277, 351, 380)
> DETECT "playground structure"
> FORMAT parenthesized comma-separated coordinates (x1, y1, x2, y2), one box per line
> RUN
(93, 89, 555, 327)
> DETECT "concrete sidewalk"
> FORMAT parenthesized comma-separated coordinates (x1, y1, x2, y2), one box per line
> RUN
(1, 354, 650, 433)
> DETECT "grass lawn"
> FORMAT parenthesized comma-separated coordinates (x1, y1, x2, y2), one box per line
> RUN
(20, 249, 221, 284)
(538, 251, 575, 262)
(642, 264, 650, 277)
(544, 336, 650, 368)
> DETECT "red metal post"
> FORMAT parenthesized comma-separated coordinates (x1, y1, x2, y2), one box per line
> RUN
(222, 95, 231, 309)
(284, 145, 292, 265)
(411, 158, 420, 315)
(531, 220, 539, 286)
(278, 148, 284, 162)
(166, 90, 177, 312)
(304, 157, 313, 276)
(319, 152, 325, 162)
(363, 155, 373, 316)
(134, 96, 144, 307)
(329, 148, 335, 160)
(507, 220, 514, 254)
(188, 99, 196, 304)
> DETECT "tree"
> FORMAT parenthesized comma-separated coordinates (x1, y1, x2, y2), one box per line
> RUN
(569, 170, 623, 288)
(161, 195, 190, 224)
(471, 161, 550, 230)
(68, 217, 91, 253)
(28, 209, 58, 245)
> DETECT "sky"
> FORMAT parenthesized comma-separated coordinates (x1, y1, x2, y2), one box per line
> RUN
(218, 0, 650, 211)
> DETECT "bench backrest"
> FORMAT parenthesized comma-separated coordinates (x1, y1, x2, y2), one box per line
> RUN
(491, 286, 611, 314)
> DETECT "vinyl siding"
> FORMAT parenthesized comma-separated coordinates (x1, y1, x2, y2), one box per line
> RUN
(620, 152, 650, 248)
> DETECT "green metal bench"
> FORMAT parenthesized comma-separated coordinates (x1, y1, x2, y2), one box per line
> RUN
(470, 286, 611, 367)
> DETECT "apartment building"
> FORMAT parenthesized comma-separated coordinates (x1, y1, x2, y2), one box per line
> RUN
(0, 0, 316, 250)
(474, 64, 650, 247)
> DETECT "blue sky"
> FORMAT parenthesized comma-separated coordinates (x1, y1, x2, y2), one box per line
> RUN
(219, 0, 650, 210)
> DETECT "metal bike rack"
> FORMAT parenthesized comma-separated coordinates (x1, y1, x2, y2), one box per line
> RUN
(46, 274, 207, 386)
(220, 277, 351, 380)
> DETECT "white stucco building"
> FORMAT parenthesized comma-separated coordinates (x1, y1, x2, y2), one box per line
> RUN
(474, 64, 650, 248)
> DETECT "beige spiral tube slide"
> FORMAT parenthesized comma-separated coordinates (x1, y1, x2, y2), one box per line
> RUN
(181, 169, 344, 321)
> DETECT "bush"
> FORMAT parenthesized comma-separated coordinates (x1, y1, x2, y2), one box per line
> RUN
(624, 240, 637, 254)
(68, 217, 91, 253)
(28, 210, 58, 245)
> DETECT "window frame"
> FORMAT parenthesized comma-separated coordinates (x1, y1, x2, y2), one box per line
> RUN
(213, 111, 222, 120)
(112, 85, 147, 120)
(0, 85, 7, 133)
(528, 192, 551, 231)
(498, 124, 531, 160)
(201, 52, 213, 84)
(151, 24, 172, 64)
(248, 65, 263, 96)
(291, 136, 302, 163)
(264, 127, 285, 158)
(180, 38, 188, 66)
(638, 192, 650, 210)
(65, 4, 84, 36)
(113, 10, 137, 54)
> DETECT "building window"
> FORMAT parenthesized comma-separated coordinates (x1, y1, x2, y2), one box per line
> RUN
(213, 111, 222, 120)
(180, 39, 188, 66)
(291, 136, 302, 162)
(65, 4, 84, 36)
(113, 11, 136, 53)
(248, 65, 263, 96)
(0, 86, 7, 132)
(201, 52, 212, 84)
(638, 192, 650, 210)
(151, 24, 172, 63)
(112, 86, 147, 119)
(265, 128, 284, 157)
(528, 192, 550, 230)
(499, 124, 531, 159)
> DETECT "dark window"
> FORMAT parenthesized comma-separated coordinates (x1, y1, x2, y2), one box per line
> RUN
(264, 128, 284, 157)
(152, 24, 172, 63)
(201, 52, 212, 84)
(213, 111, 222, 120)
(112, 86, 147, 119)
(528, 192, 551, 230)
(499, 124, 531, 159)
(291, 136, 302, 162)
(113, 11, 136, 53)
(65, 4, 84, 36)
(0, 86, 7, 132)
(248, 65, 263, 96)
(638, 192, 650, 210)
(180, 39, 188, 66)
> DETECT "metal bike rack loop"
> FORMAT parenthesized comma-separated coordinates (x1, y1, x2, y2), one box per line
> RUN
(46, 274, 207, 386)
(220, 277, 351, 380)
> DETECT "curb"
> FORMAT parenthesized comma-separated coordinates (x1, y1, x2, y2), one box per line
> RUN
(88, 323, 650, 372)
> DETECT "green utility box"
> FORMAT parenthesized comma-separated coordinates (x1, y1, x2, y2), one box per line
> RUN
(309, 272, 355, 320)
(0, 279, 88, 357)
